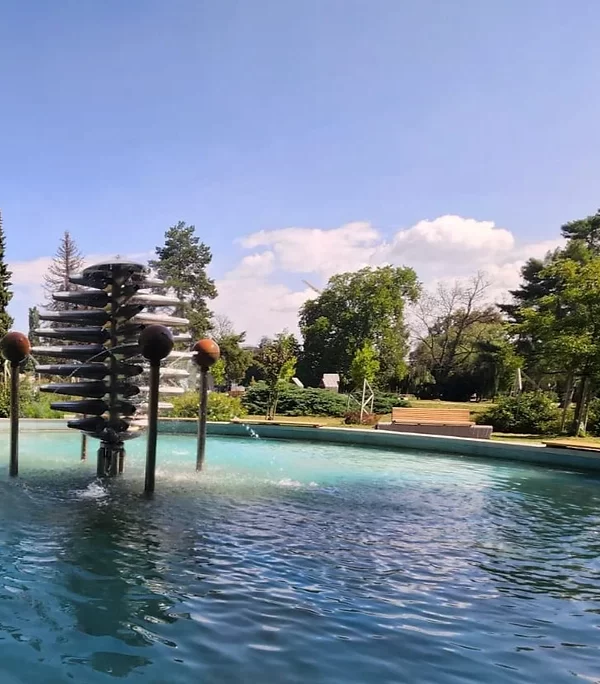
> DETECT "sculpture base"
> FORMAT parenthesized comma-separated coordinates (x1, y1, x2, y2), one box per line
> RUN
(97, 442, 125, 478)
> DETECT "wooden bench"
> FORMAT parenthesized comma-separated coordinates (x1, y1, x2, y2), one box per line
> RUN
(391, 407, 473, 426)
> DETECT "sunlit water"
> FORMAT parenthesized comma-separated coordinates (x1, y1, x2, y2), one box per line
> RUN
(0, 432, 599, 683)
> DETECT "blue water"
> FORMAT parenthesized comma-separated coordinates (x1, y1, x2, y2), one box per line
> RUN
(0, 432, 599, 683)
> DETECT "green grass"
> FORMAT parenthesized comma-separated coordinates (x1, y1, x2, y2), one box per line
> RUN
(243, 415, 350, 427)
(409, 399, 494, 416)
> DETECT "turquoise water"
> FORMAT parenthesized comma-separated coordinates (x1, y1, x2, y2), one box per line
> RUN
(0, 433, 599, 683)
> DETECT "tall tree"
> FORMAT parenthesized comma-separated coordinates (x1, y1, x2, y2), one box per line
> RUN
(411, 274, 503, 399)
(503, 208, 600, 433)
(150, 221, 217, 338)
(298, 266, 420, 388)
(514, 256, 600, 435)
(561, 208, 600, 252)
(0, 211, 13, 339)
(43, 231, 84, 308)
(255, 332, 299, 419)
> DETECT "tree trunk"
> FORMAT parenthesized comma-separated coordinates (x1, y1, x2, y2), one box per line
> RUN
(572, 376, 590, 436)
(582, 380, 594, 433)
(271, 390, 280, 420)
(560, 371, 575, 433)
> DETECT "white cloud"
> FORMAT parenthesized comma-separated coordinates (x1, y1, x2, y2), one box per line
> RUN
(213, 215, 564, 341)
(6, 217, 563, 344)
(227, 250, 276, 279)
(239, 222, 381, 278)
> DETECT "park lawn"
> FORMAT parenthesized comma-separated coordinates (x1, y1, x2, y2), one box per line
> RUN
(409, 399, 494, 416)
(243, 415, 348, 427)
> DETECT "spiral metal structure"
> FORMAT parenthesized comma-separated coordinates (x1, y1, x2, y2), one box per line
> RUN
(31, 260, 190, 477)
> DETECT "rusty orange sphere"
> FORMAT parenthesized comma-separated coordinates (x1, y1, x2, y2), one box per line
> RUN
(192, 338, 220, 369)
(0, 331, 31, 365)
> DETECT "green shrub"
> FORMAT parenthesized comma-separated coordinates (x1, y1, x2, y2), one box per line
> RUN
(478, 392, 560, 434)
(242, 382, 347, 417)
(21, 391, 63, 418)
(0, 380, 62, 419)
(171, 391, 247, 421)
(372, 392, 410, 414)
(242, 382, 410, 417)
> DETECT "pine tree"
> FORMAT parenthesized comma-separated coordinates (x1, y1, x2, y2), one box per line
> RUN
(43, 231, 85, 309)
(0, 210, 14, 338)
(150, 221, 217, 338)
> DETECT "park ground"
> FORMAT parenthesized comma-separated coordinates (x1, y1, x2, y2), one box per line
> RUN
(241, 399, 600, 449)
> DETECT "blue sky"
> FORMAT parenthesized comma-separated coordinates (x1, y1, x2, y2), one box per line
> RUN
(2, 0, 599, 339)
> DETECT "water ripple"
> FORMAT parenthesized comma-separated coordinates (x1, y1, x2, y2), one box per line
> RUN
(0, 433, 599, 682)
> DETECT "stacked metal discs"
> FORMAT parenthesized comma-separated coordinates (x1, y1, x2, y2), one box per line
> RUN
(30, 260, 190, 476)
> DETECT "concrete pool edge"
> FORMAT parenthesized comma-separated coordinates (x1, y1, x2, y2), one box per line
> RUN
(2, 418, 600, 473)
(158, 418, 600, 473)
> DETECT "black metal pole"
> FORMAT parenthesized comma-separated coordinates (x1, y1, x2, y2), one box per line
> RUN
(196, 367, 209, 471)
(9, 362, 19, 477)
(144, 361, 160, 494)
(81, 432, 87, 461)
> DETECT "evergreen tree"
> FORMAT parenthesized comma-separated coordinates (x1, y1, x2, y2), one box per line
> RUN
(0, 210, 14, 338)
(561, 208, 600, 252)
(43, 231, 84, 308)
(150, 221, 217, 338)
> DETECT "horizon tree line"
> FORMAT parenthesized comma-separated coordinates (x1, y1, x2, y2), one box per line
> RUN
(2, 210, 600, 436)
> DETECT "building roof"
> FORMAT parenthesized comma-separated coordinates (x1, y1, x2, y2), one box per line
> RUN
(321, 373, 340, 388)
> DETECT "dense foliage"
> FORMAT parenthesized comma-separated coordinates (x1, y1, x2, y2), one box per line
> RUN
(243, 383, 347, 417)
(0, 381, 62, 419)
(150, 221, 217, 338)
(410, 275, 519, 401)
(372, 392, 409, 414)
(477, 393, 560, 434)
(254, 333, 299, 418)
(503, 209, 600, 434)
(243, 383, 408, 418)
(170, 391, 247, 421)
(298, 266, 419, 389)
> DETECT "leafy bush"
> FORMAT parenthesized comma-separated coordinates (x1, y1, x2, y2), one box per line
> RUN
(372, 392, 410, 414)
(171, 391, 247, 421)
(243, 382, 347, 417)
(478, 392, 560, 434)
(0, 380, 62, 419)
(243, 382, 410, 417)
(21, 391, 63, 418)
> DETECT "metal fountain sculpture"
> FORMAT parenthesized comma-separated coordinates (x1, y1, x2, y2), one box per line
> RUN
(0, 259, 222, 492)
(30, 260, 190, 479)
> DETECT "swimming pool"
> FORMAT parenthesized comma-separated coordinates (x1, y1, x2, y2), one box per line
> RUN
(1, 432, 599, 683)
